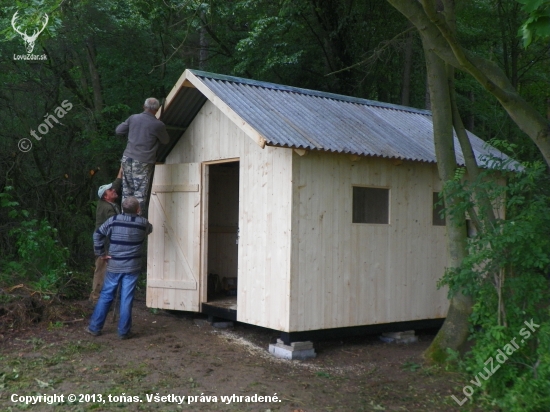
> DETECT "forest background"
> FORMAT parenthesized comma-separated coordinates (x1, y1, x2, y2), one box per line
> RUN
(0, 1, 549, 410)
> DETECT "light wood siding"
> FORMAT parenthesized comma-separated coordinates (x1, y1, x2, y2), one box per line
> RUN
(155, 99, 450, 332)
(290, 152, 449, 332)
(146, 163, 201, 311)
(162, 100, 293, 331)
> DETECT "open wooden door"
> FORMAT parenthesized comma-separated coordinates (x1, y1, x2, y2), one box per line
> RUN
(146, 163, 201, 311)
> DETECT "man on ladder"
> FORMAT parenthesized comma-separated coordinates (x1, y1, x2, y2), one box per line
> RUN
(116, 97, 169, 218)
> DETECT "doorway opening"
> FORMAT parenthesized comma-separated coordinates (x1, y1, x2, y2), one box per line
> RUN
(203, 161, 240, 318)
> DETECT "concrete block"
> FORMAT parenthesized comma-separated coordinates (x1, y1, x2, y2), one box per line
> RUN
(268, 341, 316, 360)
(275, 339, 313, 350)
(291, 341, 314, 350)
(379, 330, 418, 344)
(382, 330, 415, 339)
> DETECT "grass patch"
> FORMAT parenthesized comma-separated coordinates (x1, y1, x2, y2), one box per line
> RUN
(60, 340, 101, 356)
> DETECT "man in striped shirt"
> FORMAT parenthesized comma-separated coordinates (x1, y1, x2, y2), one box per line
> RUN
(86, 196, 153, 339)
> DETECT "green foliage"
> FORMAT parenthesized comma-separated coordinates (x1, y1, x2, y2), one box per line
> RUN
(454, 2, 549, 163)
(315, 371, 333, 379)
(517, 0, 550, 47)
(0, 0, 64, 44)
(13, 218, 69, 289)
(0, 187, 69, 294)
(234, 15, 304, 75)
(48, 321, 64, 330)
(438, 159, 550, 411)
(401, 360, 421, 372)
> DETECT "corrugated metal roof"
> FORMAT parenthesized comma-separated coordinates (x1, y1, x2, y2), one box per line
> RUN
(158, 69, 517, 169)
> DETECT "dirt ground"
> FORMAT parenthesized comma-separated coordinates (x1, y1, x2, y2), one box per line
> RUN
(0, 296, 486, 412)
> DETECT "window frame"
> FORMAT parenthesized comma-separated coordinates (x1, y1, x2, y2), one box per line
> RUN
(351, 185, 391, 225)
(432, 191, 446, 226)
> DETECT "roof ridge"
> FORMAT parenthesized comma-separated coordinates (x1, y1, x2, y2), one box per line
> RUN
(189, 69, 432, 116)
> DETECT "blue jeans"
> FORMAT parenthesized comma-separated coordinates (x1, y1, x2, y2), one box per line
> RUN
(88, 272, 139, 337)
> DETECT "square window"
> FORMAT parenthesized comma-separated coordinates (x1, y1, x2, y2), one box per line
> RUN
(352, 187, 389, 224)
(433, 192, 446, 226)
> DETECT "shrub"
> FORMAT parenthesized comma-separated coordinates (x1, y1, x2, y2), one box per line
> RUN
(0, 187, 69, 295)
(439, 160, 550, 411)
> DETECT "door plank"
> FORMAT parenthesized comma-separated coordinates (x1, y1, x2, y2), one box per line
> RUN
(150, 193, 195, 282)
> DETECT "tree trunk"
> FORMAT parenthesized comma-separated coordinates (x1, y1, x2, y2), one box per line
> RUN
(85, 37, 103, 116)
(418, 0, 474, 361)
(465, 91, 475, 132)
(423, 42, 472, 362)
(424, 73, 431, 110)
(199, 10, 208, 70)
(386, 0, 550, 167)
(401, 23, 414, 106)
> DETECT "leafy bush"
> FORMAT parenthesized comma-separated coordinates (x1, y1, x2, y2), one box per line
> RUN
(0, 188, 69, 294)
(439, 160, 550, 411)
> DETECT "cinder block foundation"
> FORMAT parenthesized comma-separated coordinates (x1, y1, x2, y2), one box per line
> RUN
(268, 339, 316, 360)
(379, 330, 418, 344)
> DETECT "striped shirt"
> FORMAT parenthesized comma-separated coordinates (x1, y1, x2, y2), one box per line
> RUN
(93, 213, 153, 274)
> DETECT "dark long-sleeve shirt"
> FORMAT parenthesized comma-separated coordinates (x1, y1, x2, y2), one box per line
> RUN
(95, 178, 122, 231)
(116, 111, 169, 164)
(93, 213, 153, 274)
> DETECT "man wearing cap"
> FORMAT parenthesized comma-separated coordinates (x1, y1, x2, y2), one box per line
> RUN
(90, 167, 122, 304)
(116, 97, 169, 217)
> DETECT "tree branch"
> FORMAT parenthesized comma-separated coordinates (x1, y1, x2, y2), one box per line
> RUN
(387, 0, 550, 166)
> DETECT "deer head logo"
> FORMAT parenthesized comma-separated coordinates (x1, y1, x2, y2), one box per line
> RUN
(11, 11, 49, 54)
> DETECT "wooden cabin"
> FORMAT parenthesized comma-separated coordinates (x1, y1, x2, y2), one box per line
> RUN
(146, 69, 513, 338)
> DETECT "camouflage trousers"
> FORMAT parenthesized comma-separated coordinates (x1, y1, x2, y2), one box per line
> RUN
(121, 156, 154, 217)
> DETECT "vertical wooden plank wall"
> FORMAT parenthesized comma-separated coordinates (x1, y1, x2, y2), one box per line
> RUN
(159, 99, 449, 332)
(164, 101, 293, 331)
(289, 152, 449, 332)
(146, 163, 201, 311)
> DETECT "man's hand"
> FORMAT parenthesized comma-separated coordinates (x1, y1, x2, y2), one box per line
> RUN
(101, 255, 111, 261)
